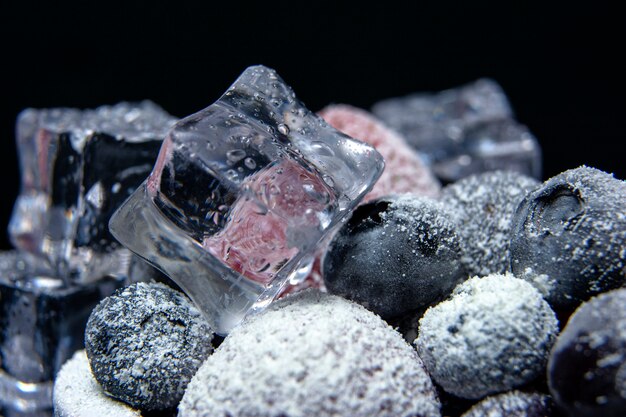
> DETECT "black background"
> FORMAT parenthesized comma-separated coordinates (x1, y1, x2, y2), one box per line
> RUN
(1, 2, 624, 250)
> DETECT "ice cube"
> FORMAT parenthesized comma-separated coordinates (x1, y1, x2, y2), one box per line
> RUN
(0, 251, 123, 414)
(433, 119, 541, 181)
(372, 79, 541, 183)
(9, 101, 176, 283)
(110, 65, 384, 334)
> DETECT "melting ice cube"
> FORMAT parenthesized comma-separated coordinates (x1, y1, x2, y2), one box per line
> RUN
(109, 65, 384, 334)
(9, 101, 176, 283)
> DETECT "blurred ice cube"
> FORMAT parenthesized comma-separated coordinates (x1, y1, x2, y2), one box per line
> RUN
(372, 79, 541, 183)
(9, 101, 176, 283)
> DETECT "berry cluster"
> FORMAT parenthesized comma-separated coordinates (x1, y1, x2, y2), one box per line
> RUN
(52, 100, 625, 416)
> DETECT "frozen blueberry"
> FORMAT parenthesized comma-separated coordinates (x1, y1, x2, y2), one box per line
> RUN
(460, 391, 553, 417)
(415, 274, 559, 399)
(548, 288, 626, 417)
(180, 290, 441, 417)
(441, 170, 539, 276)
(85, 282, 214, 411)
(510, 166, 626, 311)
(323, 195, 467, 318)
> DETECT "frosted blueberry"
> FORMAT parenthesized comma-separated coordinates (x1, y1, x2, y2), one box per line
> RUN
(180, 290, 441, 417)
(323, 195, 467, 318)
(85, 282, 213, 411)
(415, 274, 558, 399)
(510, 166, 626, 311)
(441, 170, 539, 276)
(548, 288, 626, 417)
(460, 391, 553, 417)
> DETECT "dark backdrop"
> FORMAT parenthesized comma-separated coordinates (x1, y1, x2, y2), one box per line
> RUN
(1, 2, 624, 250)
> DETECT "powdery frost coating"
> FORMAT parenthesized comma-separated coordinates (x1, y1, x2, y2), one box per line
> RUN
(53, 350, 140, 417)
(85, 282, 214, 411)
(18, 101, 175, 147)
(416, 274, 558, 399)
(319, 104, 441, 201)
(180, 290, 441, 417)
(441, 170, 539, 276)
(460, 391, 552, 417)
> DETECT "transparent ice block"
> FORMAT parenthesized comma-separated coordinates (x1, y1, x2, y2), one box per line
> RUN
(110, 65, 384, 334)
(372, 78, 541, 183)
(0, 251, 123, 415)
(431, 118, 541, 181)
(9, 101, 176, 284)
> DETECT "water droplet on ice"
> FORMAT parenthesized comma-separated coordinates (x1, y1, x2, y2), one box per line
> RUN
(85, 182, 106, 209)
(244, 157, 257, 169)
(311, 141, 335, 157)
(226, 149, 246, 163)
(277, 124, 290, 135)
(225, 169, 239, 181)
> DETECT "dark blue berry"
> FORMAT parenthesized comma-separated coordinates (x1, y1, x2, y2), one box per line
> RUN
(323, 195, 467, 318)
(548, 288, 626, 417)
(510, 166, 626, 311)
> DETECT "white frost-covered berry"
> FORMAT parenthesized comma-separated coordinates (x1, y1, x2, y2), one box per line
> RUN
(415, 274, 558, 399)
(441, 170, 539, 276)
(53, 350, 141, 417)
(180, 290, 441, 417)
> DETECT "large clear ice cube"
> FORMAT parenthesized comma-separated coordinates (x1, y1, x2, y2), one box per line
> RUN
(0, 251, 123, 415)
(9, 101, 176, 283)
(372, 78, 541, 183)
(110, 65, 384, 334)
